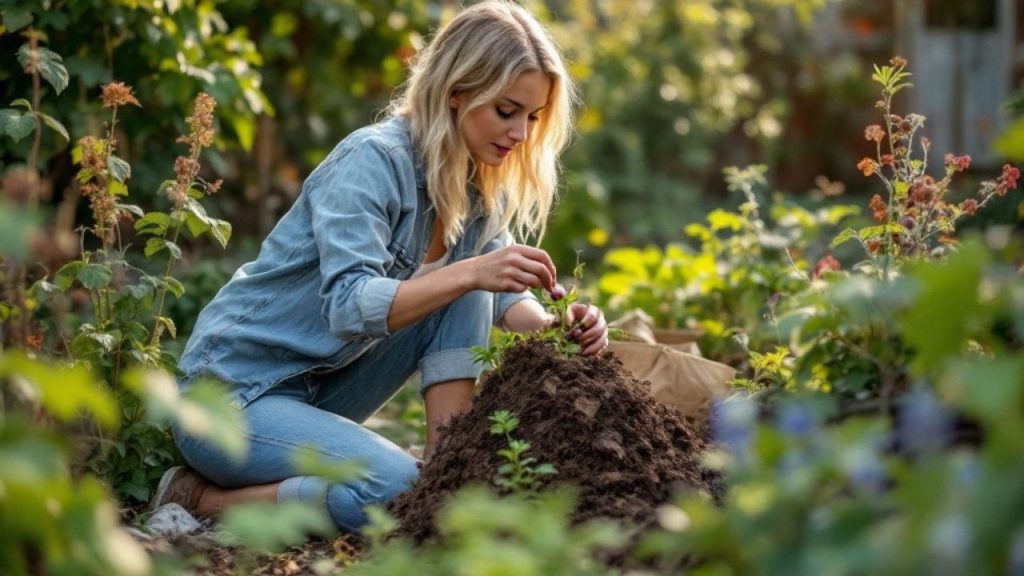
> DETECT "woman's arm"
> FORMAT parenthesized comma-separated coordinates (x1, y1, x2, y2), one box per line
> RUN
(386, 244, 557, 332)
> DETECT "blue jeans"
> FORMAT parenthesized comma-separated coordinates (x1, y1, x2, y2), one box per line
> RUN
(174, 289, 493, 532)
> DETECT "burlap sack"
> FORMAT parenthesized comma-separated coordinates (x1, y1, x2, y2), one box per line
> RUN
(608, 340, 735, 420)
(608, 309, 702, 356)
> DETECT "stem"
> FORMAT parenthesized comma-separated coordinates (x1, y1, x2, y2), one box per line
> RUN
(27, 34, 42, 210)
(148, 218, 184, 351)
(881, 94, 897, 281)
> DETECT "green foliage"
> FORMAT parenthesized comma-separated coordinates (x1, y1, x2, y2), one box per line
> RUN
(0, 36, 249, 574)
(595, 165, 859, 362)
(351, 486, 623, 576)
(488, 410, 557, 494)
(640, 336, 1024, 574)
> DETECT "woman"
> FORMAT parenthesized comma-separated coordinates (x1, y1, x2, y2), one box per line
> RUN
(153, 0, 608, 532)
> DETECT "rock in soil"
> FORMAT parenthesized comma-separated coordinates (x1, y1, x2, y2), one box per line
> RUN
(390, 338, 721, 544)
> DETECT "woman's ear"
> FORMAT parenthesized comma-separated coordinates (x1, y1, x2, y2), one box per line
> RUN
(449, 92, 462, 110)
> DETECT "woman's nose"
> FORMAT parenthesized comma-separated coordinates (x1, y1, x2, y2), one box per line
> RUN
(509, 118, 528, 143)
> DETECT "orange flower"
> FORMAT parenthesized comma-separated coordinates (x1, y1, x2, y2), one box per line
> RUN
(864, 125, 885, 143)
(857, 158, 877, 177)
(869, 194, 887, 222)
(100, 81, 141, 108)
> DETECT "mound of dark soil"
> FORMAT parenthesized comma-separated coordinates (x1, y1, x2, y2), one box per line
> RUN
(390, 338, 720, 543)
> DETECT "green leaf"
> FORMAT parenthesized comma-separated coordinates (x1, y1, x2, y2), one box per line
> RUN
(10, 98, 32, 110)
(221, 501, 335, 552)
(144, 237, 165, 258)
(71, 331, 117, 357)
(291, 445, 365, 483)
(155, 316, 176, 339)
(901, 240, 988, 375)
(0, 351, 119, 429)
(134, 212, 171, 236)
(78, 263, 113, 290)
(117, 203, 144, 218)
(831, 228, 858, 249)
(3, 8, 33, 32)
(108, 179, 128, 196)
(36, 111, 69, 142)
(165, 240, 182, 260)
(893, 180, 909, 200)
(993, 116, 1024, 162)
(943, 356, 1024, 419)
(164, 277, 185, 301)
(54, 260, 85, 290)
(107, 155, 131, 182)
(210, 218, 232, 249)
(29, 280, 61, 303)
(17, 44, 69, 95)
(0, 108, 35, 142)
(707, 209, 744, 232)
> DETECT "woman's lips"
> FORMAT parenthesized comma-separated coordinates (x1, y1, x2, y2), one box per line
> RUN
(493, 144, 512, 157)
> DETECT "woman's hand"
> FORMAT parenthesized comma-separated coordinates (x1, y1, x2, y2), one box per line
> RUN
(465, 244, 557, 293)
(565, 303, 608, 356)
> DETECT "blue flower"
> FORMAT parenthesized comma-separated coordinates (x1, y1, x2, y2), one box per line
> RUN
(898, 386, 952, 456)
(841, 443, 886, 494)
(711, 394, 757, 461)
(776, 401, 816, 438)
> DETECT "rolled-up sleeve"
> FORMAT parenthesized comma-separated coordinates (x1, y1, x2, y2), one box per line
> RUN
(306, 140, 402, 341)
(478, 229, 539, 328)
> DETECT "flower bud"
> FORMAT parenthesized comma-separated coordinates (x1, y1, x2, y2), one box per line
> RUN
(548, 283, 566, 301)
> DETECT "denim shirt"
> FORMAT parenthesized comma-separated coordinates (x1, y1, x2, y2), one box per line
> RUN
(178, 115, 535, 406)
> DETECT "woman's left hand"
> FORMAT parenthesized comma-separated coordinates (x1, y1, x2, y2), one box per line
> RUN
(566, 303, 608, 356)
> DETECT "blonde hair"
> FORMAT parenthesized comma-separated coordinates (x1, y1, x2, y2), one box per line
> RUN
(389, 0, 576, 246)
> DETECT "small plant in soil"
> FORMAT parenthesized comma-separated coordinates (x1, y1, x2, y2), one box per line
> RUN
(469, 331, 524, 377)
(488, 410, 558, 493)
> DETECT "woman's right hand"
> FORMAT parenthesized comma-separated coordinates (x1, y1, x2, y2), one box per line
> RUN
(464, 244, 557, 293)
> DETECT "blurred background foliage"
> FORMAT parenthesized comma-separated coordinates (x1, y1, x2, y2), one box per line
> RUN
(9, 0, 1018, 276)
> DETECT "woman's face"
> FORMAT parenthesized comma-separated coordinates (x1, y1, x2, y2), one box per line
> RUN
(458, 70, 552, 167)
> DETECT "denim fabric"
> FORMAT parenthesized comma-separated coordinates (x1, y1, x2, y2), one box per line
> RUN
(177, 115, 535, 407)
(175, 288, 494, 531)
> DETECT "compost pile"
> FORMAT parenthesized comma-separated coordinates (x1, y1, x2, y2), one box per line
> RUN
(390, 338, 721, 543)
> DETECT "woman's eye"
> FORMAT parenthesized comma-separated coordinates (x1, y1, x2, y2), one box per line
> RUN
(528, 115, 539, 123)
(496, 108, 514, 119)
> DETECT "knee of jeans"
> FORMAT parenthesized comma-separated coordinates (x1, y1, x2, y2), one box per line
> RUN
(363, 453, 419, 502)
(438, 289, 492, 343)
(325, 453, 418, 530)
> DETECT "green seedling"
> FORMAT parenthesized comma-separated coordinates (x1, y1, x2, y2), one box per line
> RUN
(469, 331, 525, 378)
(488, 410, 557, 493)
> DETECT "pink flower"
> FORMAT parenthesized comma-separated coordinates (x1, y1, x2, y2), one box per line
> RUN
(997, 164, 1021, 195)
(960, 199, 978, 216)
(812, 254, 841, 280)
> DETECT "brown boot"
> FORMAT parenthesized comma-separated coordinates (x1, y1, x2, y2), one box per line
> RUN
(151, 465, 211, 517)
